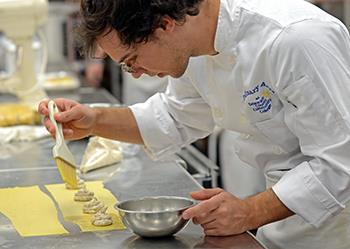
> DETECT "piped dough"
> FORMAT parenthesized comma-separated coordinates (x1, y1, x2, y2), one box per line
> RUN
(83, 197, 105, 214)
(74, 187, 94, 202)
(91, 206, 113, 227)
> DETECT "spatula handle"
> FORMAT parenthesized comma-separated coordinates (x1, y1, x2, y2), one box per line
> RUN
(48, 100, 64, 145)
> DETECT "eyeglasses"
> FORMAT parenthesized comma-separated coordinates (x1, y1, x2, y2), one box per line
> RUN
(90, 44, 136, 73)
(120, 62, 135, 73)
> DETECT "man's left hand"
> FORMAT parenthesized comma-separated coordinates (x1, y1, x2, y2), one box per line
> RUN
(182, 188, 253, 236)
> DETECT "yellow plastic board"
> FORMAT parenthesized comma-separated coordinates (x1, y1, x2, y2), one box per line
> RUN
(0, 186, 68, 237)
(45, 181, 125, 232)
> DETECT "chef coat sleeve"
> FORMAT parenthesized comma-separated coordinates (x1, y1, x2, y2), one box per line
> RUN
(269, 20, 350, 227)
(129, 76, 215, 160)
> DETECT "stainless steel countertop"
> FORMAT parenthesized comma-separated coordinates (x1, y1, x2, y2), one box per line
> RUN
(0, 88, 266, 249)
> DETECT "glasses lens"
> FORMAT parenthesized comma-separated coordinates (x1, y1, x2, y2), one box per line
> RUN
(120, 62, 135, 73)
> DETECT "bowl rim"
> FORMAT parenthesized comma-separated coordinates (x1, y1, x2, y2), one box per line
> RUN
(114, 196, 196, 214)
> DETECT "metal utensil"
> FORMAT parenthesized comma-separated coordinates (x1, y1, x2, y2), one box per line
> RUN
(115, 196, 195, 237)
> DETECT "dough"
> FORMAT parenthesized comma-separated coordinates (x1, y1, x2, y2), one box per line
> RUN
(92, 217, 113, 227)
(91, 206, 113, 227)
(0, 103, 41, 127)
(0, 186, 68, 237)
(46, 181, 125, 232)
(74, 187, 94, 202)
(83, 197, 105, 214)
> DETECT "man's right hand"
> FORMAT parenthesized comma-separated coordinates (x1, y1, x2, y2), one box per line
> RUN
(38, 98, 97, 140)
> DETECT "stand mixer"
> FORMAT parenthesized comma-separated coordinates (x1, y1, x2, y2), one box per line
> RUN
(0, 0, 48, 108)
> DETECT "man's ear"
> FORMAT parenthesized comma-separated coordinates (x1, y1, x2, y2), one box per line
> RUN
(158, 16, 176, 32)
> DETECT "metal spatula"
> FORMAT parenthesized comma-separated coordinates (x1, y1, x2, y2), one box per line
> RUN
(48, 100, 78, 189)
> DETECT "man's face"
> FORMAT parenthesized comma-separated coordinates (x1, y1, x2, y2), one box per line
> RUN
(96, 28, 190, 79)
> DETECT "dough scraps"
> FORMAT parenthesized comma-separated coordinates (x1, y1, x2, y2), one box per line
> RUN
(0, 186, 68, 237)
(45, 181, 125, 232)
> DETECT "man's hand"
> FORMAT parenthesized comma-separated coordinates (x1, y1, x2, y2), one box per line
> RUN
(182, 188, 294, 236)
(182, 188, 252, 236)
(38, 98, 97, 140)
(38, 98, 144, 144)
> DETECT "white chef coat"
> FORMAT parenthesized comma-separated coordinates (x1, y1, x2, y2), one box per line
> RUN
(130, 0, 350, 248)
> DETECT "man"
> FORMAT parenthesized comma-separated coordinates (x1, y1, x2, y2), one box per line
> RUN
(39, 0, 350, 248)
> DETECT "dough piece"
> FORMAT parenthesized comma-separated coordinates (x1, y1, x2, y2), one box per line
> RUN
(46, 181, 125, 232)
(91, 206, 113, 227)
(92, 217, 113, 227)
(74, 187, 94, 202)
(0, 103, 41, 127)
(83, 197, 105, 214)
(0, 186, 68, 237)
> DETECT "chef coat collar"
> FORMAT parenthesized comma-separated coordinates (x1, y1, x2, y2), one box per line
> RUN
(214, 0, 240, 54)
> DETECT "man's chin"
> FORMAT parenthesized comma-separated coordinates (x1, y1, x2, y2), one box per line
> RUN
(170, 69, 187, 78)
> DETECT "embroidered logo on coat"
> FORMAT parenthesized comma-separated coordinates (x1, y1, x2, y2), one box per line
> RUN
(242, 82, 275, 113)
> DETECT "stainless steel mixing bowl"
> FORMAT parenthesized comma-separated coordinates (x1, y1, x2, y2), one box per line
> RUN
(115, 196, 195, 237)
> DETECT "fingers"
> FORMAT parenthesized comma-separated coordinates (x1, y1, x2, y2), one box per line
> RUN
(203, 227, 244, 236)
(193, 215, 216, 226)
(202, 217, 233, 236)
(38, 99, 49, 116)
(182, 190, 224, 220)
(39, 98, 80, 140)
(190, 188, 224, 200)
(43, 116, 73, 137)
(43, 116, 54, 134)
(38, 98, 78, 117)
(201, 219, 217, 230)
(62, 128, 74, 138)
(204, 228, 222, 236)
(56, 106, 82, 123)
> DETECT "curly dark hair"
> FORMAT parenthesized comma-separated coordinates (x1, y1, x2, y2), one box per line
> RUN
(78, 0, 204, 58)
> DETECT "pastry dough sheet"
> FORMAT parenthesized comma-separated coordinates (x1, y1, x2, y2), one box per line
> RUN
(0, 186, 68, 237)
(46, 181, 125, 232)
